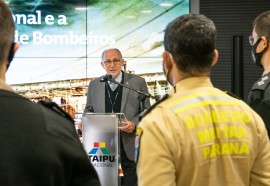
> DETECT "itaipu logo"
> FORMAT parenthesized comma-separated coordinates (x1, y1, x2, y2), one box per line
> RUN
(88, 142, 116, 167)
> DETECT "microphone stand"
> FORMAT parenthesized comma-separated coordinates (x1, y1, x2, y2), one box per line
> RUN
(109, 78, 159, 112)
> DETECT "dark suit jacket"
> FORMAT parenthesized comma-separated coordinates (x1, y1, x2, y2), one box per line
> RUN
(84, 72, 151, 161)
(247, 72, 270, 137)
(0, 89, 100, 186)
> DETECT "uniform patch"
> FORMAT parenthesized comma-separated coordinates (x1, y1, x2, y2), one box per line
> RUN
(257, 75, 269, 86)
(251, 73, 270, 91)
(135, 127, 143, 163)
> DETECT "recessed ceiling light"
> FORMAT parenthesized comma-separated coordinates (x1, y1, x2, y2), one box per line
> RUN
(127, 16, 136, 19)
(159, 3, 173, 7)
(75, 7, 87, 11)
(141, 10, 152, 14)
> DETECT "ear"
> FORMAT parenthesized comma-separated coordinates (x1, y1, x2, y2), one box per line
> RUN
(211, 49, 218, 66)
(6, 42, 20, 70)
(101, 62, 105, 69)
(122, 60, 126, 66)
(260, 36, 269, 49)
(162, 51, 173, 69)
(14, 42, 20, 53)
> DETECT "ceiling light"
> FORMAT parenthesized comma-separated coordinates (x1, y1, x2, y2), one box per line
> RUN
(159, 3, 173, 7)
(141, 10, 152, 14)
(127, 16, 136, 19)
(75, 7, 87, 11)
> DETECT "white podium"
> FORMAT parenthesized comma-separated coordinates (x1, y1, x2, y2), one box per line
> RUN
(82, 113, 127, 186)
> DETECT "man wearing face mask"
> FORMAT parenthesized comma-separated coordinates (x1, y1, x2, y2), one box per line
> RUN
(0, 1, 100, 185)
(136, 14, 270, 186)
(247, 10, 270, 138)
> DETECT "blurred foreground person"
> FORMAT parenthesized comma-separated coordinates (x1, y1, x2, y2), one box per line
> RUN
(0, 1, 100, 185)
(137, 14, 270, 186)
(247, 10, 270, 138)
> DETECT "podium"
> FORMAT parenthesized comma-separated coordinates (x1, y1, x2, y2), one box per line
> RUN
(82, 113, 127, 186)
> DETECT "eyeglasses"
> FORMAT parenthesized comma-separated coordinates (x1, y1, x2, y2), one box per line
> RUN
(103, 59, 122, 66)
(249, 35, 261, 46)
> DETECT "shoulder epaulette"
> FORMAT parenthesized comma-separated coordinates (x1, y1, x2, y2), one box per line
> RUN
(139, 94, 169, 121)
(224, 91, 242, 100)
(251, 73, 270, 91)
(38, 100, 74, 123)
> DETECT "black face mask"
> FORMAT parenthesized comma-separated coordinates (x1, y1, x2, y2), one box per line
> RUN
(6, 42, 15, 71)
(252, 38, 267, 68)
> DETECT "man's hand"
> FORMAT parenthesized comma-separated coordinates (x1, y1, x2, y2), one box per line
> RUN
(76, 120, 83, 131)
(120, 120, 136, 133)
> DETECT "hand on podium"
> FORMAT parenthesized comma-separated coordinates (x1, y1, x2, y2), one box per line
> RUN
(76, 120, 83, 130)
(120, 120, 136, 133)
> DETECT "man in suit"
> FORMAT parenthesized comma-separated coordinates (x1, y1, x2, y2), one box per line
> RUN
(84, 48, 151, 186)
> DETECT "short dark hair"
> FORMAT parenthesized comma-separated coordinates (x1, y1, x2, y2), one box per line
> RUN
(164, 14, 216, 75)
(253, 10, 270, 40)
(0, 1, 15, 65)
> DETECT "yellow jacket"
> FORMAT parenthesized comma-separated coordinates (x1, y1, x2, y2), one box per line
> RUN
(137, 77, 270, 186)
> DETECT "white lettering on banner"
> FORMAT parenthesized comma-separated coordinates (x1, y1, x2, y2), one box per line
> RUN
(12, 11, 67, 25)
(12, 10, 116, 45)
(15, 30, 29, 44)
(32, 31, 115, 45)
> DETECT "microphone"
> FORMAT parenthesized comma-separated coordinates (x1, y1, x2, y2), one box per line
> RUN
(100, 74, 115, 82)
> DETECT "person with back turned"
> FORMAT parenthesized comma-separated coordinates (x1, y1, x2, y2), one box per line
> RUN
(83, 48, 151, 186)
(247, 10, 270, 138)
(136, 13, 270, 186)
(0, 1, 100, 185)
